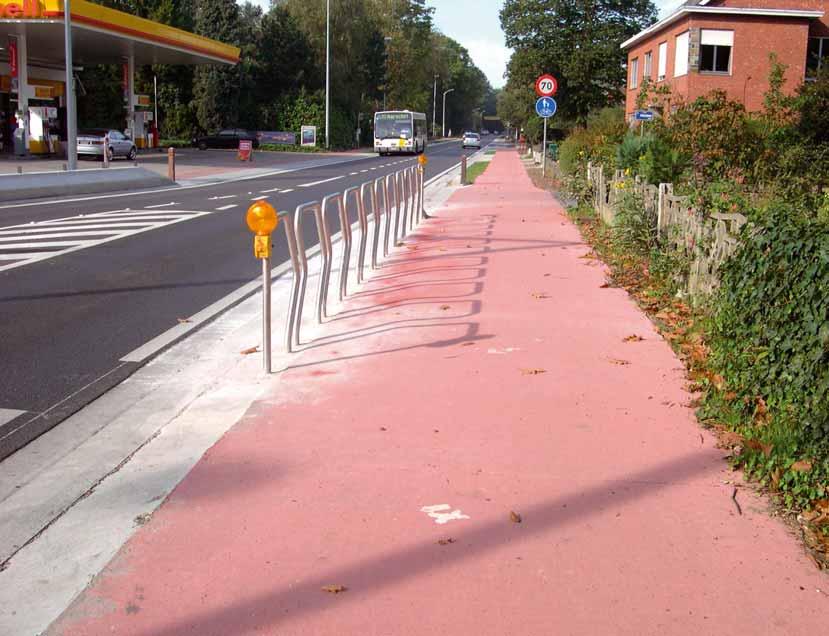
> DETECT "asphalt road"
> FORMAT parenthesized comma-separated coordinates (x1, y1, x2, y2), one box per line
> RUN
(0, 139, 491, 460)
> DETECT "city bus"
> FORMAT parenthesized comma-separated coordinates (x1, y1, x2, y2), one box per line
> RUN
(373, 110, 427, 156)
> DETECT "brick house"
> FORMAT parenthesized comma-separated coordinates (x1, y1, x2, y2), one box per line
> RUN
(622, 0, 829, 117)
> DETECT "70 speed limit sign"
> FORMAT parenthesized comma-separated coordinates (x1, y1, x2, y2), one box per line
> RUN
(535, 74, 558, 97)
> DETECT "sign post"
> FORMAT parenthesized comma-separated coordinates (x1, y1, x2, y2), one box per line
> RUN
(246, 201, 279, 373)
(238, 138, 253, 162)
(634, 110, 655, 137)
(535, 96, 558, 178)
(535, 74, 558, 179)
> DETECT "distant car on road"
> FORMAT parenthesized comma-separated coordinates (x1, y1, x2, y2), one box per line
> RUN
(193, 129, 259, 150)
(462, 132, 481, 149)
(77, 129, 137, 161)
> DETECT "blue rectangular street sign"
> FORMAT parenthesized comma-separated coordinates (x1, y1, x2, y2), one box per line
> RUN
(634, 110, 655, 121)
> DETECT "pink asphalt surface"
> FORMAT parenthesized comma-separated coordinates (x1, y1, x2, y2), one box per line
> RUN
(51, 151, 827, 635)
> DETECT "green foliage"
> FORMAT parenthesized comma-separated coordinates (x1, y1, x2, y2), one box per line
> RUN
(706, 209, 829, 506)
(500, 0, 658, 124)
(616, 133, 650, 172)
(612, 185, 657, 256)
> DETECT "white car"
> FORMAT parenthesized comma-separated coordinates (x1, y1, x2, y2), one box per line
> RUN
(462, 132, 481, 149)
(77, 128, 137, 161)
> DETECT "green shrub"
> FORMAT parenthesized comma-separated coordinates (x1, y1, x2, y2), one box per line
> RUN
(706, 209, 829, 506)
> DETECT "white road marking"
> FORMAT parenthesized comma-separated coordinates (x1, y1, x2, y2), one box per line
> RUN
(360, 169, 369, 173)
(144, 202, 179, 209)
(0, 408, 26, 427)
(421, 504, 470, 525)
(260, 187, 281, 193)
(280, 188, 294, 193)
(251, 195, 269, 201)
(0, 209, 212, 273)
(208, 195, 237, 201)
(298, 175, 344, 188)
(216, 204, 238, 211)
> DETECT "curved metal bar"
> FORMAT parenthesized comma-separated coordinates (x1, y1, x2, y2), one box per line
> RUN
(340, 187, 358, 301)
(319, 194, 340, 321)
(372, 177, 385, 269)
(383, 173, 396, 257)
(398, 168, 409, 242)
(357, 181, 372, 283)
(280, 211, 301, 354)
(410, 167, 419, 230)
(292, 201, 321, 348)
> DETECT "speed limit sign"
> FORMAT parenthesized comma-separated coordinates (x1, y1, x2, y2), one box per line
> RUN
(535, 74, 558, 97)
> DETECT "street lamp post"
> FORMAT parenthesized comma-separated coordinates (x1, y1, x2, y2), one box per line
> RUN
(64, 0, 77, 170)
(325, 0, 330, 149)
(442, 88, 454, 138)
(383, 36, 392, 111)
(432, 74, 438, 137)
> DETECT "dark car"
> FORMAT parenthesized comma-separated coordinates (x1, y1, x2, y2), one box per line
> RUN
(193, 128, 259, 150)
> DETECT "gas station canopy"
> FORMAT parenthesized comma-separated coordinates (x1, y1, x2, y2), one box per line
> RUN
(1, 0, 240, 66)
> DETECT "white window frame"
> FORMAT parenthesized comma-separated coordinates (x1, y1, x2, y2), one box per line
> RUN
(674, 31, 690, 77)
(644, 51, 653, 80)
(630, 57, 639, 89)
(657, 42, 668, 81)
(807, 36, 829, 79)
(700, 29, 734, 74)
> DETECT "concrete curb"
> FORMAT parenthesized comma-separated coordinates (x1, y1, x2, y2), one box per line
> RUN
(0, 167, 172, 202)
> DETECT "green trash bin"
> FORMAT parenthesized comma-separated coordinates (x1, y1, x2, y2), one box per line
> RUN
(546, 142, 558, 161)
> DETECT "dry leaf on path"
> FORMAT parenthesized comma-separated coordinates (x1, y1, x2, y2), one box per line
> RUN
(531, 292, 550, 299)
(521, 368, 547, 376)
(792, 460, 814, 473)
(177, 317, 192, 324)
(510, 511, 523, 523)
(609, 358, 631, 366)
(437, 538, 457, 546)
(322, 585, 347, 594)
(240, 346, 260, 355)
(623, 335, 644, 342)
(461, 342, 475, 347)
(439, 305, 452, 311)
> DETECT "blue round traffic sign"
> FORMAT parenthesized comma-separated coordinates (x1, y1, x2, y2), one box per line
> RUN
(536, 97, 557, 119)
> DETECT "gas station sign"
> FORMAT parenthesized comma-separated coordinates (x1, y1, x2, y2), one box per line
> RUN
(0, 1, 43, 18)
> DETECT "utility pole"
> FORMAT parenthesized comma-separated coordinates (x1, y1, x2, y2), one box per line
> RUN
(432, 74, 438, 137)
(325, 0, 330, 149)
(64, 0, 77, 170)
(442, 88, 454, 138)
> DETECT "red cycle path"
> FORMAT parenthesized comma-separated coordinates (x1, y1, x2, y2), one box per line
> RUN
(51, 151, 827, 635)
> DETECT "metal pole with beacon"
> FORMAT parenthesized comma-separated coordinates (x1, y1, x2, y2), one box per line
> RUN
(246, 201, 279, 374)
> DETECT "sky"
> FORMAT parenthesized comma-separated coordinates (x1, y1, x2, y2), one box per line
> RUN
(244, 1, 680, 90)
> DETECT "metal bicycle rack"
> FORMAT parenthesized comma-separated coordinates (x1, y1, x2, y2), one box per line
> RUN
(280, 165, 426, 351)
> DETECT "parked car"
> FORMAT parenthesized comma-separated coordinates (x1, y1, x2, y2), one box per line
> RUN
(193, 129, 259, 150)
(77, 129, 137, 161)
(462, 132, 481, 149)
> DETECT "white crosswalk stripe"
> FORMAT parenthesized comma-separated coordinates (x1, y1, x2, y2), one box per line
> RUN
(0, 208, 212, 273)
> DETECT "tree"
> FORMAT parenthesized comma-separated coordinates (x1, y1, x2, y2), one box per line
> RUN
(193, 0, 241, 132)
(500, 0, 657, 124)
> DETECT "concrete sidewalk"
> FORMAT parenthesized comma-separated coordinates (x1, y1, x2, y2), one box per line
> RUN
(48, 151, 827, 635)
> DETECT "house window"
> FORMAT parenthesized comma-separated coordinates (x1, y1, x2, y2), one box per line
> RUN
(630, 57, 639, 89)
(807, 37, 829, 78)
(700, 29, 733, 74)
(675, 31, 689, 77)
(658, 42, 667, 81)
(644, 51, 653, 80)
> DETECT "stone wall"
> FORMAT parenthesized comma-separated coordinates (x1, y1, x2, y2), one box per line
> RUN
(588, 163, 747, 303)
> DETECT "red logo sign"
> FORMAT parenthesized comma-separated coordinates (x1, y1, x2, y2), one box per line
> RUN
(238, 139, 253, 162)
(535, 74, 558, 97)
(9, 39, 17, 78)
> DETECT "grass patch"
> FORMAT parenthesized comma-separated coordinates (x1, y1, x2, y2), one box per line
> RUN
(466, 160, 491, 184)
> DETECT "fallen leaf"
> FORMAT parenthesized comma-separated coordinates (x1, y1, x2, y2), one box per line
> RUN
(544, 273, 551, 277)
(461, 342, 475, 347)
(322, 585, 347, 594)
(521, 368, 546, 376)
(599, 283, 610, 289)
(240, 346, 260, 355)
(439, 305, 451, 311)
(510, 511, 523, 523)
(379, 427, 387, 431)
(792, 460, 814, 473)
(531, 292, 550, 299)
(745, 439, 774, 457)
(177, 317, 192, 324)
(623, 335, 644, 342)
(437, 538, 456, 546)
(609, 358, 631, 366)
(395, 242, 404, 247)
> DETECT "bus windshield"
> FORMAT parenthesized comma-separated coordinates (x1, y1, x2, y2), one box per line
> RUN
(375, 113, 412, 140)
